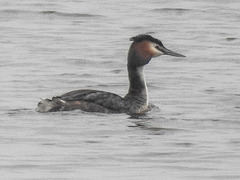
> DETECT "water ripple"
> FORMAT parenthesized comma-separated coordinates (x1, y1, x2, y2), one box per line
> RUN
(0, 9, 102, 19)
(40, 11, 102, 18)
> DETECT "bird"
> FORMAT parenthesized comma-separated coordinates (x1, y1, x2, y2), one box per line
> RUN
(36, 34, 185, 114)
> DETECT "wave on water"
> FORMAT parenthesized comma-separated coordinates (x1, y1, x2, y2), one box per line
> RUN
(225, 37, 237, 41)
(5, 108, 33, 116)
(0, 9, 101, 18)
(153, 8, 191, 12)
(0, 9, 28, 14)
(40, 11, 101, 18)
(151, 7, 205, 16)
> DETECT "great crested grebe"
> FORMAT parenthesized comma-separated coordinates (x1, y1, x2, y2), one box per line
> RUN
(37, 34, 185, 114)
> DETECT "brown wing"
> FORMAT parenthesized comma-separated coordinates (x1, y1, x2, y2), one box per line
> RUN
(57, 89, 129, 113)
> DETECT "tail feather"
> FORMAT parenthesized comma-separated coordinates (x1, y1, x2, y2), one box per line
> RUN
(36, 98, 65, 113)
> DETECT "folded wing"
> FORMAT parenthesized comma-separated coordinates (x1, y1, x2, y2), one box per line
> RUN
(57, 89, 128, 113)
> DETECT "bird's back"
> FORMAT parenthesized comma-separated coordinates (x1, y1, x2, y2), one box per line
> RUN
(37, 89, 129, 113)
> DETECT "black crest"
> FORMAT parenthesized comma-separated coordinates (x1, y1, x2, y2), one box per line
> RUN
(130, 34, 163, 46)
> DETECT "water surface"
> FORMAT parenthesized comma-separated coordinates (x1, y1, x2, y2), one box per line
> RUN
(1, 0, 240, 179)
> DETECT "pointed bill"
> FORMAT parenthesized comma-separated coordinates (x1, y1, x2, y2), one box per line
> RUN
(162, 47, 186, 57)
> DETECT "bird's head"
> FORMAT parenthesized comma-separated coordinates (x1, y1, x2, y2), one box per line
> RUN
(128, 34, 185, 67)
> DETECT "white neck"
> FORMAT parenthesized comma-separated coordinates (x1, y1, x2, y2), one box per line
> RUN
(125, 65, 148, 105)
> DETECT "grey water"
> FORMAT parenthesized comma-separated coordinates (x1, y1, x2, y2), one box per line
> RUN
(1, 0, 240, 179)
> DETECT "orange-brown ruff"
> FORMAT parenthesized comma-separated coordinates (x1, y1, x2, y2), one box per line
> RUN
(37, 34, 185, 114)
